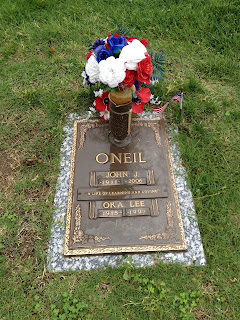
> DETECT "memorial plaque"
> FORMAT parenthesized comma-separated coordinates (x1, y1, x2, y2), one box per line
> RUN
(64, 118, 186, 255)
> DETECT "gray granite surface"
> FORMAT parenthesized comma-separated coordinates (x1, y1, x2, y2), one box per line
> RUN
(47, 113, 206, 271)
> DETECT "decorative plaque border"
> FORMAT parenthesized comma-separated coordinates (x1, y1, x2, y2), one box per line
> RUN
(64, 118, 186, 255)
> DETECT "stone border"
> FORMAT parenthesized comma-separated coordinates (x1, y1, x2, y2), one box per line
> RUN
(47, 113, 206, 271)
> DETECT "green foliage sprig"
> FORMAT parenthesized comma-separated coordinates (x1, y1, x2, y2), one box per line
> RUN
(150, 50, 165, 81)
(114, 23, 131, 36)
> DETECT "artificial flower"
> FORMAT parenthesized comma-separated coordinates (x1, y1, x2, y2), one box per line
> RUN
(104, 43, 110, 50)
(136, 53, 153, 84)
(125, 36, 138, 42)
(95, 45, 113, 63)
(140, 39, 148, 47)
(88, 106, 96, 118)
(92, 38, 105, 50)
(89, 106, 96, 113)
(94, 91, 110, 112)
(87, 50, 93, 60)
(99, 56, 126, 88)
(81, 70, 87, 85)
(132, 88, 151, 113)
(126, 37, 148, 47)
(85, 55, 100, 84)
(107, 34, 121, 39)
(100, 107, 110, 121)
(121, 69, 136, 88)
(150, 94, 161, 105)
(150, 78, 159, 85)
(81, 69, 95, 86)
(119, 39, 147, 70)
(107, 35, 127, 57)
(94, 88, 104, 97)
(94, 91, 110, 121)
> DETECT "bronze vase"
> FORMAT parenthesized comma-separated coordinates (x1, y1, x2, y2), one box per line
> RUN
(109, 88, 132, 147)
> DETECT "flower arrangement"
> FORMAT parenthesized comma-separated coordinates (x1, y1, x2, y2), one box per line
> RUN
(82, 30, 164, 121)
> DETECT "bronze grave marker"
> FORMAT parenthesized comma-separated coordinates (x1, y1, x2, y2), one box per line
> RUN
(64, 118, 186, 255)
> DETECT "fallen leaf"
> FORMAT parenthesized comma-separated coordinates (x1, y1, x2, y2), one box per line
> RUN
(31, 174, 39, 181)
(23, 157, 42, 166)
(44, 130, 50, 138)
(49, 47, 55, 53)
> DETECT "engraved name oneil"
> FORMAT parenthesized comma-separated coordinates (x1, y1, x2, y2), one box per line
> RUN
(96, 152, 147, 164)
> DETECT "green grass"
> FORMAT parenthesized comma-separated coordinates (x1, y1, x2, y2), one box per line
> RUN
(0, 0, 239, 319)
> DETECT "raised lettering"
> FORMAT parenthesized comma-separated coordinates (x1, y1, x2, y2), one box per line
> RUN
(123, 153, 132, 164)
(133, 153, 137, 163)
(139, 152, 147, 163)
(117, 202, 123, 208)
(111, 153, 122, 164)
(140, 201, 145, 207)
(103, 202, 109, 208)
(96, 153, 109, 164)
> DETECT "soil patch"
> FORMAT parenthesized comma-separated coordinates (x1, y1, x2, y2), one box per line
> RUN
(0, 150, 19, 192)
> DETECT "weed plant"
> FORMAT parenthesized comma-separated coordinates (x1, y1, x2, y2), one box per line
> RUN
(0, 0, 239, 319)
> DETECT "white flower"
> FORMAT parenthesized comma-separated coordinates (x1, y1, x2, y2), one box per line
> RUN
(85, 55, 100, 84)
(94, 89, 104, 97)
(81, 70, 87, 85)
(89, 106, 96, 113)
(150, 94, 161, 105)
(119, 39, 147, 70)
(99, 56, 126, 88)
(100, 107, 110, 120)
(150, 78, 159, 85)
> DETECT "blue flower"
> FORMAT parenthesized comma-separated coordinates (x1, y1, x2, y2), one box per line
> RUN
(94, 45, 113, 63)
(91, 39, 105, 50)
(134, 80, 141, 91)
(107, 35, 127, 57)
(82, 68, 95, 86)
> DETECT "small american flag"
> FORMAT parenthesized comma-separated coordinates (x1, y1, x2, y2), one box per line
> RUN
(154, 90, 183, 115)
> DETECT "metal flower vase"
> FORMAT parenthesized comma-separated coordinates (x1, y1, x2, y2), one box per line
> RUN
(109, 88, 132, 147)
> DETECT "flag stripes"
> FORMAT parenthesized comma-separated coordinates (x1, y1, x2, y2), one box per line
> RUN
(154, 91, 183, 115)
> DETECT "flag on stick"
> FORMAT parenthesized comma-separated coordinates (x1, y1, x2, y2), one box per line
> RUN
(154, 89, 183, 115)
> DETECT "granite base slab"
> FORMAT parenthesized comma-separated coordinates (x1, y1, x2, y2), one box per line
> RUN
(47, 113, 206, 271)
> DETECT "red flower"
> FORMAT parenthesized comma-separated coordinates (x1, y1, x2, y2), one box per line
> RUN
(95, 91, 110, 121)
(87, 50, 93, 60)
(125, 37, 148, 47)
(121, 69, 136, 88)
(104, 43, 110, 50)
(140, 39, 148, 47)
(107, 34, 121, 39)
(136, 53, 153, 84)
(125, 36, 138, 42)
(132, 88, 151, 114)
